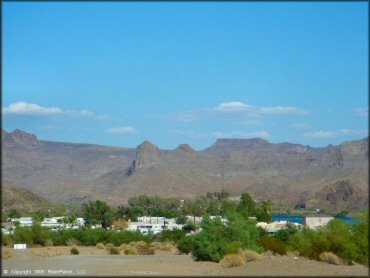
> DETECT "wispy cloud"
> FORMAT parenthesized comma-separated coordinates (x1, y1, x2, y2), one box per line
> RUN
(152, 101, 308, 124)
(213, 101, 253, 113)
(3, 101, 110, 121)
(212, 130, 270, 139)
(338, 129, 368, 136)
(303, 129, 367, 139)
(105, 126, 136, 134)
(260, 106, 308, 115)
(3, 101, 63, 116)
(291, 123, 312, 129)
(355, 108, 368, 117)
(303, 131, 336, 139)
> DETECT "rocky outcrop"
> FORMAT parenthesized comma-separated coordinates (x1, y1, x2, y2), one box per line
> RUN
(4, 129, 38, 147)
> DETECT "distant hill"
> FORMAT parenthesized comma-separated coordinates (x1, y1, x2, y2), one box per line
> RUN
(2, 129, 368, 212)
(2, 181, 54, 214)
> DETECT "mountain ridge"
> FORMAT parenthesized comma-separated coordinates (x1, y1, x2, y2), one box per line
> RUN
(2, 129, 368, 211)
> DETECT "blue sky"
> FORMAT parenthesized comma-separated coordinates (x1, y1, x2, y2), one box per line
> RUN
(3, 2, 368, 150)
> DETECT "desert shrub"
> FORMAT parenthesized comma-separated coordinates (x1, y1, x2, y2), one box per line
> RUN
(224, 241, 242, 254)
(273, 224, 298, 243)
(352, 212, 369, 265)
(177, 236, 195, 254)
(156, 229, 185, 243)
(259, 237, 287, 255)
(182, 223, 198, 233)
(12, 225, 49, 246)
(48, 228, 151, 247)
(124, 247, 138, 255)
(1, 233, 11, 246)
(96, 242, 105, 249)
(109, 246, 120, 255)
(70, 246, 79, 255)
(241, 249, 262, 262)
(134, 241, 155, 255)
(149, 241, 174, 251)
(220, 254, 245, 268)
(287, 227, 319, 259)
(105, 242, 114, 248)
(189, 212, 262, 262)
(319, 252, 341, 265)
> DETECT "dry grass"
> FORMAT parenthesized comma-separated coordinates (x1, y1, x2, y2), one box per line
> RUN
(2, 250, 14, 260)
(44, 239, 54, 247)
(241, 249, 262, 262)
(319, 252, 341, 265)
(96, 242, 105, 249)
(150, 241, 175, 251)
(220, 254, 245, 268)
(119, 241, 155, 255)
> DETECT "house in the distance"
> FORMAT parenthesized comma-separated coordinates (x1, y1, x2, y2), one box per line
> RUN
(302, 216, 334, 229)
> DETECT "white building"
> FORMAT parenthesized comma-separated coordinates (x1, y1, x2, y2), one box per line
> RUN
(127, 216, 184, 235)
(303, 216, 334, 229)
(10, 217, 33, 227)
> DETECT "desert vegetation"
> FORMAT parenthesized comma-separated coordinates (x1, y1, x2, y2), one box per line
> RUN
(2, 192, 368, 267)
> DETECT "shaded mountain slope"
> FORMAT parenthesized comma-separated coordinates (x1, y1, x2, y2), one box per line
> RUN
(2, 129, 368, 211)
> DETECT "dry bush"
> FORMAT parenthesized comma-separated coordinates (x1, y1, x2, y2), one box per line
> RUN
(96, 242, 105, 249)
(2, 250, 14, 260)
(319, 252, 341, 265)
(124, 247, 138, 255)
(134, 241, 155, 255)
(150, 241, 174, 251)
(241, 249, 262, 262)
(105, 243, 114, 249)
(109, 246, 120, 255)
(70, 246, 80, 255)
(66, 238, 80, 246)
(220, 254, 245, 268)
(119, 243, 129, 250)
(44, 239, 54, 247)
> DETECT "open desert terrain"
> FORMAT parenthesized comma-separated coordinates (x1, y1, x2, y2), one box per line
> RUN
(2, 246, 368, 276)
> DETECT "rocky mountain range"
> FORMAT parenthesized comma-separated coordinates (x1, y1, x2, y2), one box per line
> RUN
(2, 129, 368, 211)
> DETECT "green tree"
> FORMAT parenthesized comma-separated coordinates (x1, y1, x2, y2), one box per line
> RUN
(82, 200, 114, 228)
(7, 208, 21, 219)
(237, 193, 256, 217)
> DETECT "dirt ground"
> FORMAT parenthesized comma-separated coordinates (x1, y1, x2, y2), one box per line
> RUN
(1, 246, 369, 276)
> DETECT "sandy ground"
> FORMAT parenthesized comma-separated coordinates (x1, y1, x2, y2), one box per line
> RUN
(1, 246, 369, 276)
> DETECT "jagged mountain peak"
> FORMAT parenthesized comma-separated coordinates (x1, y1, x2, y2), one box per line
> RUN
(5, 129, 38, 146)
(175, 144, 194, 152)
(137, 140, 159, 150)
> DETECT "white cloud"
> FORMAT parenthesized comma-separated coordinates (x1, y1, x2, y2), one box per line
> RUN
(214, 102, 253, 112)
(3, 101, 63, 115)
(339, 129, 368, 136)
(291, 123, 312, 129)
(105, 126, 136, 134)
(355, 108, 368, 117)
(212, 130, 270, 139)
(3, 101, 111, 121)
(303, 131, 336, 139)
(260, 106, 308, 115)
